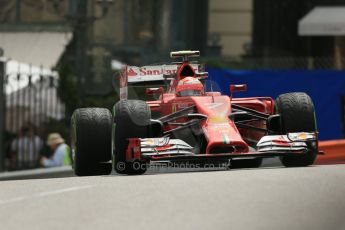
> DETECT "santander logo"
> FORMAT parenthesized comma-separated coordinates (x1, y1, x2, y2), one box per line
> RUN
(126, 64, 199, 79)
(126, 64, 199, 82)
(127, 67, 177, 77)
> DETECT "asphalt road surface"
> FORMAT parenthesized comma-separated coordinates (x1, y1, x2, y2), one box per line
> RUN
(0, 164, 344, 230)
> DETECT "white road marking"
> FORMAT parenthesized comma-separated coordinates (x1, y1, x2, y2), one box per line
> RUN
(0, 185, 94, 205)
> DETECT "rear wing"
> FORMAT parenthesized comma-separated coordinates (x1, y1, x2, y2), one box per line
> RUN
(170, 50, 200, 61)
(118, 64, 201, 99)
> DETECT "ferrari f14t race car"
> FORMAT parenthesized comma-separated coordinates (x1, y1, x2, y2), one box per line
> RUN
(71, 50, 321, 176)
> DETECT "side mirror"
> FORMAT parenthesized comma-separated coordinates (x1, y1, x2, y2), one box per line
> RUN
(196, 72, 208, 80)
(230, 84, 247, 93)
(146, 87, 164, 96)
(163, 73, 176, 80)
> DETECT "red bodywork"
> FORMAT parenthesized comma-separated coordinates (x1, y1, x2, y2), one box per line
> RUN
(143, 61, 274, 159)
(119, 52, 318, 165)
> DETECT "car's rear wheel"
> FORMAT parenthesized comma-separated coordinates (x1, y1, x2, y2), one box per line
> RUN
(71, 108, 112, 176)
(275, 92, 318, 167)
(113, 100, 150, 175)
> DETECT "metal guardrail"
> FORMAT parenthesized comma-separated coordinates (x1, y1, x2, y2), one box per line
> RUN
(0, 166, 74, 181)
(0, 158, 284, 181)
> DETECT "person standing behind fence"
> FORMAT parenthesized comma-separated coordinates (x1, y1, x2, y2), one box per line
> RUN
(40, 133, 71, 167)
(10, 125, 43, 169)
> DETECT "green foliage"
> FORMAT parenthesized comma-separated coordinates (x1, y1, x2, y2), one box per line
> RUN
(202, 57, 256, 70)
(57, 63, 78, 117)
(57, 62, 119, 115)
(82, 93, 118, 110)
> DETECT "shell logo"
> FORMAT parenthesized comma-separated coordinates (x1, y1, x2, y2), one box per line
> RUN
(208, 116, 228, 123)
(145, 139, 154, 145)
(297, 133, 308, 140)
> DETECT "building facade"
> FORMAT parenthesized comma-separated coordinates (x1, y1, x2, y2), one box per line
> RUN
(253, 0, 345, 62)
(208, 0, 253, 56)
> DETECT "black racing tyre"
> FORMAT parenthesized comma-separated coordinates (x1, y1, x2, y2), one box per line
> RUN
(71, 108, 112, 176)
(230, 158, 263, 169)
(114, 100, 151, 175)
(275, 92, 318, 167)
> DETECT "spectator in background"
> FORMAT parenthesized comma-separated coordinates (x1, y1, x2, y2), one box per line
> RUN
(10, 125, 43, 169)
(5, 130, 16, 171)
(40, 133, 71, 167)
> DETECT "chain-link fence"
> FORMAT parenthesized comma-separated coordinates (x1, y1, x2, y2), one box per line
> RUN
(203, 56, 345, 70)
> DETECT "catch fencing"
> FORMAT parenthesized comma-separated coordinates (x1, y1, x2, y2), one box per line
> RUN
(204, 56, 345, 70)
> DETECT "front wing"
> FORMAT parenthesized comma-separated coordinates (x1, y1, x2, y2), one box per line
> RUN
(125, 132, 318, 163)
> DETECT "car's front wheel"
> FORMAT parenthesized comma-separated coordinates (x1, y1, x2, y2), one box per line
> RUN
(113, 100, 151, 175)
(275, 92, 318, 167)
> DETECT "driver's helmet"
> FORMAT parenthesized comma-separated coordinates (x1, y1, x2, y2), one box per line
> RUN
(176, 77, 204, 96)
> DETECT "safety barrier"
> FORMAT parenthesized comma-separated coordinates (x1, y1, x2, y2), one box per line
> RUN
(0, 166, 74, 181)
(316, 140, 345, 165)
(207, 68, 345, 141)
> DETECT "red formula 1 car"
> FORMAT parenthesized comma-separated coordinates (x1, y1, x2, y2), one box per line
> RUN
(71, 50, 320, 176)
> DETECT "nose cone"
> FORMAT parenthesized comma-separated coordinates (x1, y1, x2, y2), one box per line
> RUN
(190, 95, 249, 154)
